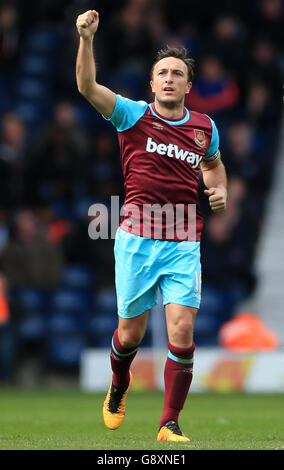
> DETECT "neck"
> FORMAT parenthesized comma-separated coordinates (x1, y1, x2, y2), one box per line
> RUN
(154, 98, 185, 120)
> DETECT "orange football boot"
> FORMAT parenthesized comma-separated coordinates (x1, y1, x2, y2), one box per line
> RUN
(103, 372, 133, 430)
(157, 420, 190, 442)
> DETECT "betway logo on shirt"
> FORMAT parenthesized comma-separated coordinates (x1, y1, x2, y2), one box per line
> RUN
(146, 137, 202, 169)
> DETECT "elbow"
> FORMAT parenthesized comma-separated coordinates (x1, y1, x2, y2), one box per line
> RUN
(77, 80, 97, 100)
(78, 87, 86, 97)
(78, 86, 93, 101)
(77, 82, 89, 97)
(76, 77, 91, 98)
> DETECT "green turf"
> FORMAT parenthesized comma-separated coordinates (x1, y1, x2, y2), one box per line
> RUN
(0, 389, 283, 450)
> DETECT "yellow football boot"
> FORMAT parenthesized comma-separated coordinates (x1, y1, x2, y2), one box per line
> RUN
(157, 420, 190, 442)
(103, 372, 132, 430)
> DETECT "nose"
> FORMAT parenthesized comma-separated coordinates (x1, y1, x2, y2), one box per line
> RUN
(165, 72, 173, 83)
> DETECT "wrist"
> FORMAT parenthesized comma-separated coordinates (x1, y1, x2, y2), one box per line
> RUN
(80, 34, 94, 43)
(217, 184, 227, 193)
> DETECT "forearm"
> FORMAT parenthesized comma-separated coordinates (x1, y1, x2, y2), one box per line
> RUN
(76, 36, 96, 95)
(202, 160, 227, 191)
(202, 159, 227, 212)
(75, 10, 116, 117)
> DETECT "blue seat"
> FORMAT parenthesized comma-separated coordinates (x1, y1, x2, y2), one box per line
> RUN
(15, 77, 50, 100)
(20, 54, 53, 77)
(48, 311, 88, 335)
(194, 284, 237, 346)
(110, 64, 147, 100)
(51, 288, 93, 313)
(14, 287, 46, 312)
(73, 196, 98, 220)
(61, 265, 95, 290)
(46, 333, 86, 367)
(88, 311, 117, 347)
(74, 103, 110, 132)
(25, 29, 59, 53)
(93, 333, 113, 348)
(15, 101, 50, 124)
(18, 313, 47, 341)
(96, 288, 117, 313)
(46, 307, 89, 367)
(194, 311, 219, 335)
(90, 312, 116, 333)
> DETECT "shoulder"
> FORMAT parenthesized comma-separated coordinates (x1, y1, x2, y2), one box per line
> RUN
(188, 109, 219, 141)
(104, 94, 149, 132)
(188, 109, 215, 131)
(184, 108, 219, 161)
(187, 109, 219, 158)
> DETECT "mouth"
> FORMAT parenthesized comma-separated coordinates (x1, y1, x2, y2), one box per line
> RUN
(163, 87, 175, 93)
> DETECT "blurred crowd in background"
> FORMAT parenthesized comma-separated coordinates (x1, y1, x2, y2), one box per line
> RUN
(0, 0, 283, 384)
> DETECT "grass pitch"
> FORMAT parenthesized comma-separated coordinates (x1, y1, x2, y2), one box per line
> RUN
(0, 389, 283, 450)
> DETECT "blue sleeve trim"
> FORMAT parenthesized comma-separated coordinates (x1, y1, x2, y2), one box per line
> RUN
(204, 117, 219, 159)
(103, 94, 148, 131)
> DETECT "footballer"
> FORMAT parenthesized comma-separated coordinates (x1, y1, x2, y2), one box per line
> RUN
(76, 10, 227, 442)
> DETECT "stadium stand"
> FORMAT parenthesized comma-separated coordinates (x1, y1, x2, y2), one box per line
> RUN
(239, 124, 284, 342)
(0, 0, 283, 384)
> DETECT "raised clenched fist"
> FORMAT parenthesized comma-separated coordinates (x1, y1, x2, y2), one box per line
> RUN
(76, 10, 99, 39)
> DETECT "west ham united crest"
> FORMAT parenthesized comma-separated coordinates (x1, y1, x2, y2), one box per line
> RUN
(194, 129, 206, 148)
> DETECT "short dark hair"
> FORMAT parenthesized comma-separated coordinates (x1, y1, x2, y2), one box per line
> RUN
(151, 46, 195, 82)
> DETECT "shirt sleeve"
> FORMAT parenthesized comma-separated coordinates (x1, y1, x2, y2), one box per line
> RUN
(203, 117, 220, 161)
(103, 94, 148, 132)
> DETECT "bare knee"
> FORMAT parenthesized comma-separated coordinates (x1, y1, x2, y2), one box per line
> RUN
(170, 318, 194, 347)
(118, 311, 149, 349)
(166, 305, 197, 348)
(118, 328, 143, 349)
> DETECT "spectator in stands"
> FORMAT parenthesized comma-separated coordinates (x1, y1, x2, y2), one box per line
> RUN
(106, 0, 154, 70)
(0, 272, 15, 384)
(0, 112, 26, 163)
(29, 101, 89, 215)
(253, 0, 284, 50)
(0, 112, 29, 208)
(224, 121, 271, 193)
(145, 6, 167, 50)
(208, 14, 247, 78)
(0, 209, 63, 383)
(86, 130, 123, 201)
(0, 209, 63, 291)
(0, 208, 8, 252)
(244, 80, 280, 132)
(247, 38, 283, 106)
(200, 176, 254, 327)
(0, 0, 282, 358)
(0, 3, 20, 73)
(105, 0, 156, 99)
(187, 55, 240, 117)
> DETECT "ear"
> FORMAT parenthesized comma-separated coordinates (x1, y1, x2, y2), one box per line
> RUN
(185, 82, 192, 94)
(150, 80, 154, 92)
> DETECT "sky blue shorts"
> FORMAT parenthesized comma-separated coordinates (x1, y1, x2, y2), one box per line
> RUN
(114, 228, 202, 318)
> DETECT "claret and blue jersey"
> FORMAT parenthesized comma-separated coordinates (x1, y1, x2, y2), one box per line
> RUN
(104, 94, 220, 242)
